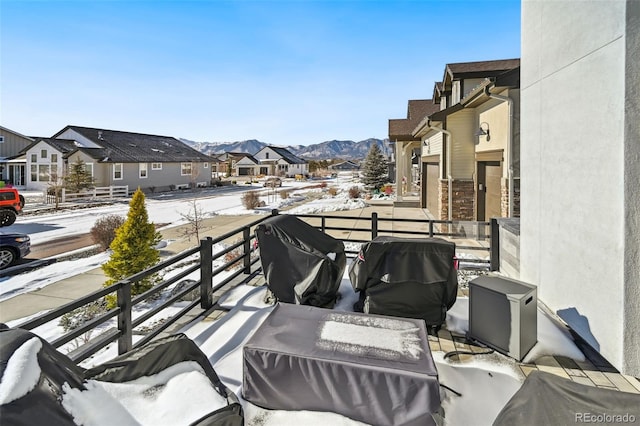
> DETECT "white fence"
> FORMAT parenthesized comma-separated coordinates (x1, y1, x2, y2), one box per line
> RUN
(47, 186, 129, 203)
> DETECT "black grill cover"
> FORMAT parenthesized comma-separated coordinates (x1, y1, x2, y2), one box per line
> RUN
(493, 370, 640, 426)
(349, 236, 458, 327)
(0, 327, 243, 426)
(256, 215, 346, 308)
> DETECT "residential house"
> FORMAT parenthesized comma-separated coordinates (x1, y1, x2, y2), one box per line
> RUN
(23, 126, 212, 192)
(390, 59, 520, 220)
(234, 154, 260, 176)
(388, 100, 440, 207)
(328, 160, 360, 171)
(521, 1, 639, 375)
(245, 146, 308, 177)
(214, 152, 250, 177)
(0, 126, 34, 188)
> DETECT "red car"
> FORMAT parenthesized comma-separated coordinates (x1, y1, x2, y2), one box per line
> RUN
(0, 187, 25, 227)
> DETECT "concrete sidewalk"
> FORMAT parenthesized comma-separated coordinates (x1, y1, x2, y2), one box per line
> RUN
(0, 203, 433, 323)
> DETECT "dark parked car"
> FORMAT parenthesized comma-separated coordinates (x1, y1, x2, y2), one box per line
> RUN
(0, 232, 31, 270)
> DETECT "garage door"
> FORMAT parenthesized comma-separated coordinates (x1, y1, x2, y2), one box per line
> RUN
(238, 167, 251, 176)
(425, 163, 439, 216)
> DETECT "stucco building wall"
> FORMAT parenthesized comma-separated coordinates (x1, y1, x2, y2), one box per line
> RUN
(520, 0, 639, 375)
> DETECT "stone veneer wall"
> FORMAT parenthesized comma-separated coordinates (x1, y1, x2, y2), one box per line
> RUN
(439, 179, 475, 221)
(501, 178, 521, 218)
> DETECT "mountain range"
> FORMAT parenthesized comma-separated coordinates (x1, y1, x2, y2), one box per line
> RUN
(179, 138, 392, 161)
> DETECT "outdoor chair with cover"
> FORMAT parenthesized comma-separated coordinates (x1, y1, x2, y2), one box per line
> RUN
(0, 325, 243, 426)
(349, 236, 458, 330)
(255, 214, 346, 308)
(493, 370, 640, 425)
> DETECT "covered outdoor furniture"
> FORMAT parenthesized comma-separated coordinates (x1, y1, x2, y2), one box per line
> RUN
(0, 326, 243, 426)
(349, 236, 458, 329)
(242, 303, 441, 426)
(493, 370, 640, 425)
(255, 214, 346, 308)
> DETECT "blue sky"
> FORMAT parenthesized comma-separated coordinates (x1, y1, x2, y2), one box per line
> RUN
(1, 0, 520, 146)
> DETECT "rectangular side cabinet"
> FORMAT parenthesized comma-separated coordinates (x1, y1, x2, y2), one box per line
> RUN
(468, 276, 537, 361)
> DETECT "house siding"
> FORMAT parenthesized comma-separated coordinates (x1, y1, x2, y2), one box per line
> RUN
(446, 109, 476, 179)
(64, 156, 211, 192)
(25, 141, 66, 190)
(0, 128, 32, 159)
(421, 131, 443, 158)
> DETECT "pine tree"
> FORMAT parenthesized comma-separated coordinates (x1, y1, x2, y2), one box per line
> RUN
(361, 143, 389, 190)
(102, 189, 161, 306)
(64, 158, 95, 192)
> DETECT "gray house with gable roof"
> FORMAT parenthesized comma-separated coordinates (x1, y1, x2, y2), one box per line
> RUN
(23, 125, 212, 192)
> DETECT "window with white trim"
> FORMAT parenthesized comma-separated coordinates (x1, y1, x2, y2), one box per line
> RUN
(31, 154, 37, 163)
(204, 163, 209, 168)
(38, 165, 50, 182)
(85, 163, 94, 177)
(181, 162, 192, 176)
(113, 163, 123, 180)
(152, 162, 162, 170)
(30, 165, 37, 182)
(139, 163, 148, 178)
(0, 136, 4, 143)
(51, 154, 58, 163)
(41, 149, 47, 158)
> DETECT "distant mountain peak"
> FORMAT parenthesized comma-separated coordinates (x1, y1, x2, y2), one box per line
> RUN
(180, 138, 390, 161)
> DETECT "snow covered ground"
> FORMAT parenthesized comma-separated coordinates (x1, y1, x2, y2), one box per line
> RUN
(0, 173, 589, 425)
(3, 269, 587, 426)
(1, 175, 378, 301)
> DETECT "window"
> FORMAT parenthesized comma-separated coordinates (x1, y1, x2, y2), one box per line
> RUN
(266, 153, 270, 159)
(38, 165, 50, 182)
(31, 154, 37, 163)
(204, 162, 209, 168)
(41, 149, 47, 159)
(181, 162, 192, 176)
(85, 163, 94, 177)
(51, 154, 58, 163)
(152, 162, 162, 170)
(113, 163, 123, 180)
(139, 163, 148, 178)
(30, 165, 37, 182)
(0, 136, 4, 143)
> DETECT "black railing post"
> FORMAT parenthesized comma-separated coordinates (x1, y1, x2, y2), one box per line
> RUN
(429, 221, 434, 237)
(490, 218, 499, 271)
(321, 216, 326, 233)
(372, 212, 378, 239)
(271, 209, 279, 216)
(117, 280, 132, 355)
(200, 237, 213, 309)
(243, 227, 251, 274)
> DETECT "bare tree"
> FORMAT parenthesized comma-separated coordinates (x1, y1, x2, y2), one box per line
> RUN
(180, 198, 209, 241)
(47, 172, 65, 209)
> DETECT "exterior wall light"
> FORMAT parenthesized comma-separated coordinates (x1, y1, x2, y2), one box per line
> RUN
(475, 122, 491, 141)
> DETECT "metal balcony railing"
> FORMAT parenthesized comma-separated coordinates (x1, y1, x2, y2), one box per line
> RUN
(14, 210, 491, 362)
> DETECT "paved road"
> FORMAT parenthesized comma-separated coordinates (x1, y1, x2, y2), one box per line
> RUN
(27, 234, 95, 259)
